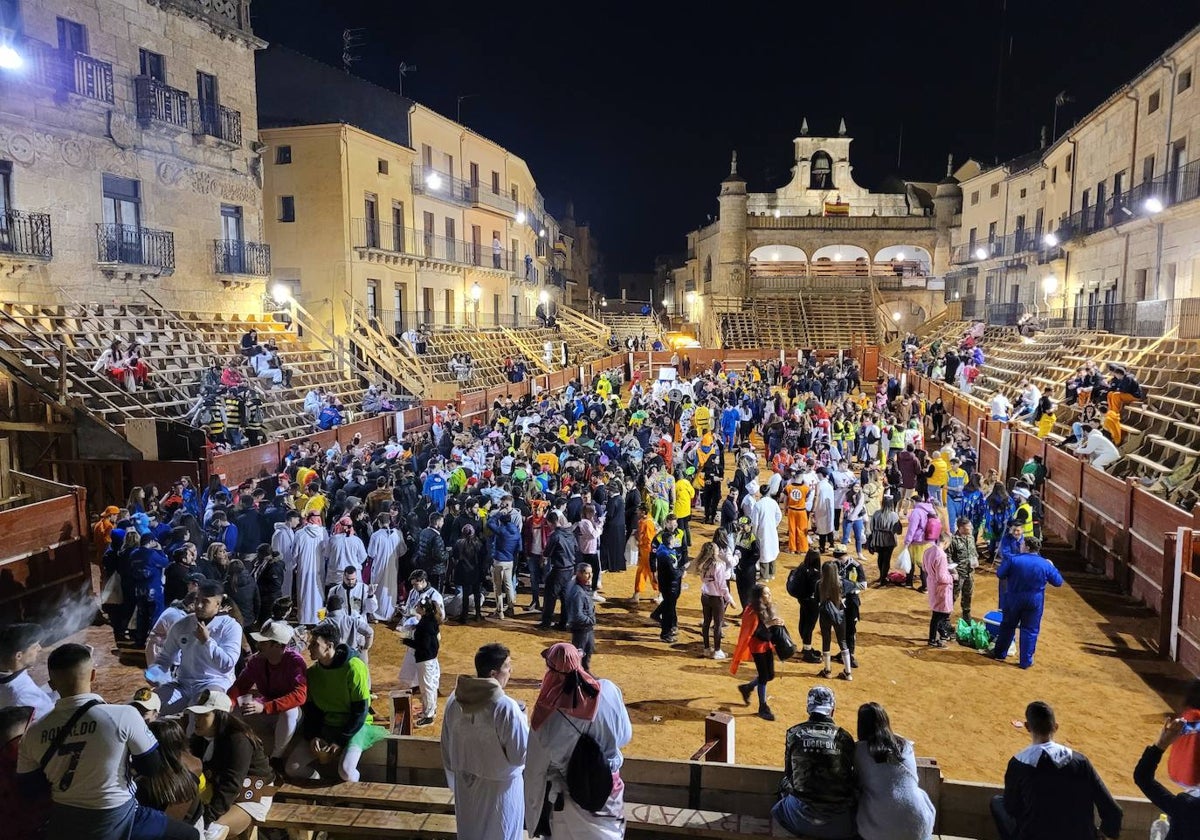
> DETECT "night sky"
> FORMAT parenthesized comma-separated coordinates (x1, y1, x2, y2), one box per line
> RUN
(252, 1, 1200, 286)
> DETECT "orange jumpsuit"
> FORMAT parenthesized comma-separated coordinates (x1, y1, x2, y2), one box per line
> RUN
(785, 482, 810, 554)
(634, 516, 659, 595)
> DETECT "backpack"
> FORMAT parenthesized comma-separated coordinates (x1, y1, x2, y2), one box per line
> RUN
(785, 566, 804, 599)
(923, 512, 942, 542)
(560, 712, 613, 812)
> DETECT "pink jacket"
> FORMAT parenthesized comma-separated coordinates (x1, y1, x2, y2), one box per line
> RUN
(905, 501, 937, 545)
(923, 543, 955, 613)
(577, 518, 603, 555)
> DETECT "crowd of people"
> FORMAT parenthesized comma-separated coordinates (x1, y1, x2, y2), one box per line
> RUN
(1, 345, 1191, 840)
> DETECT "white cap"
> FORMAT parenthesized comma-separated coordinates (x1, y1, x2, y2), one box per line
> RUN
(186, 688, 233, 715)
(250, 620, 294, 645)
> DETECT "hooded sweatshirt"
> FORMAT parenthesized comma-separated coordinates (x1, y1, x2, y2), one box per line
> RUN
(302, 644, 372, 747)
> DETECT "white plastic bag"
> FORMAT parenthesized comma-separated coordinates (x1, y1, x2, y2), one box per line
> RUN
(100, 572, 123, 606)
(625, 534, 640, 568)
(894, 546, 913, 574)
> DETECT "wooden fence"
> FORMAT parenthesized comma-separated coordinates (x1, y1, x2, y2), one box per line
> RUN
(880, 357, 1200, 674)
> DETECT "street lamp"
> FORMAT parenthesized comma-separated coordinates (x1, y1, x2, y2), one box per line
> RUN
(270, 284, 291, 305)
(974, 247, 988, 260)
(895, 251, 906, 261)
(600, 296, 607, 307)
(1042, 232, 1059, 247)
(0, 45, 22, 71)
(516, 210, 526, 224)
(539, 290, 549, 305)
(892, 311, 901, 321)
(425, 172, 442, 191)
(1144, 197, 1164, 214)
(1041, 275, 1058, 296)
(470, 282, 481, 326)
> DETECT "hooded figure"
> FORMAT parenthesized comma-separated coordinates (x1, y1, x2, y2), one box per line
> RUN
(325, 516, 367, 586)
(367, 521, 406, 621)
(293, 517, 329, 624)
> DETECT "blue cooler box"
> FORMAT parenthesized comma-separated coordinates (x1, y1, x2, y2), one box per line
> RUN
(984, 610, 1003, 640)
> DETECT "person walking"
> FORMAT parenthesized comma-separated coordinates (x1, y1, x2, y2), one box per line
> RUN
(787, 549, 823, 663)
(441, 643, 529, 840)
(630, 505, 660, 603)
(818, 561, 853, 681)
(564, 564, 597, 672)
(538, 512, 578, 630)
(752, 484, 783, 581)
(697, 540, 735, 660)
(730, 583, 783, 721)
(651, 515, 687, 643)
(991, 537, 1063, 669)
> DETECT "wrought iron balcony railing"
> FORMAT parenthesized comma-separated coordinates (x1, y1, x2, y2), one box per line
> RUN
(194, 101, 242, 145)
(134, 76, 190, 128)
(96, 223, 175, 270)
(214, 239, 270, 276)
(0, 210, 53, 259)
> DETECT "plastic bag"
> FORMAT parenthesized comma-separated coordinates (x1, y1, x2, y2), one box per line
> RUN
(100, 572, 123, 606)
(955, 618, 992, 650)
(894, 547, 913, 574)
(625, 534, 639, 568)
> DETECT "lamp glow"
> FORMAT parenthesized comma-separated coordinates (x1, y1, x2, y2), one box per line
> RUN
(516, 210, 526, 224)
(1144, 197, 1164, 214)
(974, 247, 988, 260)
(892, 311, 901, 321)
(270, 284, 290, 304)
(425, 172, 442, 190)
(470, 281, 482, 302)
(1043, 232, 1059, 247)
(538, 290, 549, 305)
(600, 297, 607, 307)
(895, 251, 906, 261)
(0, 45, 22, 70)
(686, 291, 696, 304)
(773, 209, 780, 218)
(539, 228, 546, 238)
(834, 252, 842, 260)
(1042, 275, 1058, 294)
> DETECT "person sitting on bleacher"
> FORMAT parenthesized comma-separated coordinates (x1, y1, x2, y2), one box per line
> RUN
(316, 396, 345, 431)
(1106, 364, 1143, 419)
(219, 359, 244, 391)
(1071, 425, 1121, 472)
(249, 350, 282, 390)
(92, 338, 139, 393)
(240, 327, 262, 359)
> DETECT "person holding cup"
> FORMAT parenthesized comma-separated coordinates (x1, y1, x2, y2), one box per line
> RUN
(227, 621, 307, 767)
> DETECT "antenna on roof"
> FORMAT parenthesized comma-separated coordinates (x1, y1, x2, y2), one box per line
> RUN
(398, 61, 417, 97)
(341, 28, 364, 74)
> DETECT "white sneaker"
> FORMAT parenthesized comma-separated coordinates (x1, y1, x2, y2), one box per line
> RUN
(702, 647, 713, 657)
(713, 650, 728, 660)
(593, 592, 607, 603)
(653, 594, 663, 604)
(204, 825, 230, 840)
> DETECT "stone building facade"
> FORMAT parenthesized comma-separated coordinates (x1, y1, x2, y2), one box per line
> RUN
(676, 123, 966, 345)
(0, 0, 267, 312)
(951, 23, 1200, 333)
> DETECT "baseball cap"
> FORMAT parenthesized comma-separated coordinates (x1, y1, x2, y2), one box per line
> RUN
(807, 686, 835, 717)
(129, 687, 161, 713)
(250, 620, 294, 645)
(186, 688, 232, 715)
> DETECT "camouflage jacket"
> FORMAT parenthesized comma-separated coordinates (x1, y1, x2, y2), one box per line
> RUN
(780, 716, 857, 816)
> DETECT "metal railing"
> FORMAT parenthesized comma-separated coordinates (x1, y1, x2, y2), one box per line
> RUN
(351, 219, 518, 270)
(134, 76, 190, 129)
(951, 228, 1046, 264)
(0, 210, 53, 259)
(67, 52, 114, 103)
(410, 165, 522, 215)
(1057, 159, 1200, 242)
(95, 223, 175, 270)
(370, 309, 545, 333)
(213, 239, 270, 276)
(194, 101, 242, 145)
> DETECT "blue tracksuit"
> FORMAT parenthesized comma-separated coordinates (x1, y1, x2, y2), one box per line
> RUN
(993, 550, 1063, 668)
(422, 472, 448, 512)
(720, 407, 740, 449)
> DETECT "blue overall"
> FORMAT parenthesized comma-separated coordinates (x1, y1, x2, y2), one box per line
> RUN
(721, 407, 740, 450)
(993, 550, 1063, 668)
(996, 533, 1024, 612)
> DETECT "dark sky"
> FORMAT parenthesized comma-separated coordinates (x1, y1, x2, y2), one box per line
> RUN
(252, 1, 1200, 283)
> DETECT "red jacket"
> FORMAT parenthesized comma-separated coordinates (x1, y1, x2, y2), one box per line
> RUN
(1168, 708, 1200, 787)
(522, 516, 553, 557)
(228, 648, 307, 715)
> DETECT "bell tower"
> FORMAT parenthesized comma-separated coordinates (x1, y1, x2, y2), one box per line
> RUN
(716, 151, 748, 298)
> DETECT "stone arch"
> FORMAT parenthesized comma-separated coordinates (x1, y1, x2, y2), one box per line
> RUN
(749, 245, 808, 263)
(811, 244, 869, 262)
(874, 244, 932, 276)
(809, 151, 834, 189)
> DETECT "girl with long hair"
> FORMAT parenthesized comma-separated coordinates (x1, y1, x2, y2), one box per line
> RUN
(730, 583, 781, 720)
(869, 496, 902, 585)
(789, 549, 823, 663)
(696, 540, 735, 660)
(983, 481, 1015, 565)
(136, 717, 203, 824)
(854, 702, 936, 840)
(818, 561, 853, 680)
(188, 690, 274, 837)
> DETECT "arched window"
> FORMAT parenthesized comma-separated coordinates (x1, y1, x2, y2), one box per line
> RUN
(810, 151, 834, 190)
(703, 257, 713, 284)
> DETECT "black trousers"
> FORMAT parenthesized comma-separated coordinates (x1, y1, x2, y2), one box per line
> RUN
(540, 568, 573, 628)
(799, 599, 819, 646)
(735, 570, 756, 610)
(659, 586, 680, 637)
(845, 599, 860, 653)
(702, 482, 721, 522)
(875, 545, 895, 582)
(929, 610, 951, 644)
(459, 576, 483, 619)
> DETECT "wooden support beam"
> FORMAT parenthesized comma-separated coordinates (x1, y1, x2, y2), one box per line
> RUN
(0, 421, 75, 433)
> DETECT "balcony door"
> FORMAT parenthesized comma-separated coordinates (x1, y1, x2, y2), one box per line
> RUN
(364, 194, 379, 248)
(56, 17, 87, 53)
(196, 71, 219, 134)
(0, 163, 10, 252)
(101, 174, 141, 263)
(220, 204, 244, 272)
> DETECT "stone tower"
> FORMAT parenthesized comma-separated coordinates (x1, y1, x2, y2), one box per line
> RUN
(716, 151, 748, 299)
(932, 154, 962, 275)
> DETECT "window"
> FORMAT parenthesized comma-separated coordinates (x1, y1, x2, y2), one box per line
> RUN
(1113, 171, 1124, 197)
(1148, 90, 1161, 113)
(1019, 187, 1027, 199)
(0, 0, 20, 30)
(275, 145, 291, 165)
(377, 158, 389, 175)
(1164, 263, 1177, 300)
(471, 224, 481, 265)
(1015, 214, 1025, 232)
(56, 17, 88, 53)
(1065, 153, 1073, 173)
(444, 154, 454, 180)
(0, 160, 11, 217)
(970, 190, 979, 206)
(139, 48, 165, 83)
(366, 280, 378, 318)
(364, 194, 378, 248)
(392, 285, 405, 332)
(1051, 166, 1057, 184)
(469, 162, 479, 187)
(987, 221, 997, 242)
(444, 289, 455, 322)
(391, 201, 404, 251)
(1143, 154, 1156, 184)
(1081, 188, 1090, 210)
(510, 184, 519, 203)
(101, 174, 142, 262)
(1034, 207, 1044, 235)
(219, 205, 244, 272)
(1134, 268, 1148, 300)
(279, 195, 295, 222)
(990, 183, 1000, 198)
(445, 218, 456, 261)
(491, 171, 500, 195)
(1180, 68, 1193, 93)
(421, 144, 432, 167)
(493, 294, 500, 326)
(220, 204, 243, 243)
(196, 71, 219, 134)
(968, 227, 977, 251)
(1040, 180, 1046, 191)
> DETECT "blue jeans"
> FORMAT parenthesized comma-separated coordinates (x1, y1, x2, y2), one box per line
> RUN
(840, 518, 864, 553)
(526, 554, 544, 606)
(771, 795, 857, 839)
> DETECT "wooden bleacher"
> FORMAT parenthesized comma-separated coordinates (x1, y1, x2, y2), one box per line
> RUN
(720, 289, 878, 349)
(601, 312, 665, 346)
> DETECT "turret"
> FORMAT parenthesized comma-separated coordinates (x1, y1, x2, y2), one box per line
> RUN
(716, 151, 748, 297)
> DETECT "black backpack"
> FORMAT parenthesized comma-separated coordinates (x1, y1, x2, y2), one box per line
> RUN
(560, 711, 613, 812)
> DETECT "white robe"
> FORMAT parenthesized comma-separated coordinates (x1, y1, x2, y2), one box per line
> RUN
(524, 679, 632, 839)
(324, 533, 367, 586)
(751, 495, 782, 564)
(813, 479, 836, 535)
(292, 524, 328, 624)
(367, 527, 406, 621)
(441, 679, 529, 840)
(271, 523, 297, 600)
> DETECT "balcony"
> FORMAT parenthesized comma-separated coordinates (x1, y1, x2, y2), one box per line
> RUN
(157, 0, 255, 37)
(0, 210, 53, 260)
(1056, 159, 1200, 243)
(214, 239, 270, 276)
(411, 164, 472, 207)
(951, 229, 1047, 265)
(66, 52, 114, 103)
(351, 219, 516, 271)
(194, 101, 242, 146)
(96, 223, 175, 272)
(134, 76, 190, 129)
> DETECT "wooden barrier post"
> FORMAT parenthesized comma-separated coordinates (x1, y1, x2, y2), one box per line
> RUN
(689, 712, 735, 764)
